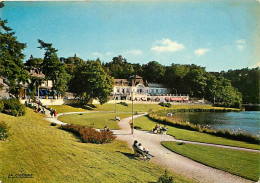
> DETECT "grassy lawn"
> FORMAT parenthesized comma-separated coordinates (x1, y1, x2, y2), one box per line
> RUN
(162, 141, 260, 181)
(0, 109, 190, 183)
(58, 112, 133, 129)
(134, 116, 260, 150)
(47, 105, 88, 113)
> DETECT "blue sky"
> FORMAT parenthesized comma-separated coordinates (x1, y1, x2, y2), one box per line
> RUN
(1, 1, 260, 71)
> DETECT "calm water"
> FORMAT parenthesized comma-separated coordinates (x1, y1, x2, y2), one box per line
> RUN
(172, 111, 260, 135)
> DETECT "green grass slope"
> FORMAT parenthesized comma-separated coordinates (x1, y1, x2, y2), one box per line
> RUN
(58, 112, 133, 129)
(162, 141, 260, 181)
(0, 109, 190, 183)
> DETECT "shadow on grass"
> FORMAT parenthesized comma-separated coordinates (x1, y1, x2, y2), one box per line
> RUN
(67, 104, 94, 110)
(116, 151, 136, 159)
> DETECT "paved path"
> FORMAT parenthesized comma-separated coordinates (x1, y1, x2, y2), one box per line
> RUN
(45, 111, 258, 183)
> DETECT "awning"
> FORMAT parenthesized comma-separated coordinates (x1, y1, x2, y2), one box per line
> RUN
(54, 91, 57, 94)
(28, 89, 31, 93)
(165, 97, 170, 100)
(40, 90, 44, 95)
(171, 97, 183, 101)
(35, 90, 38, 95)
(45, 90, 49, 95)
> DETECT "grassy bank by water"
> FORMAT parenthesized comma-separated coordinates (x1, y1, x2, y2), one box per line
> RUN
(59, 112, 132, 130)
(0, 109, 190, 183)
(134, 116, 260, 150)
(162, 141, 260, 181)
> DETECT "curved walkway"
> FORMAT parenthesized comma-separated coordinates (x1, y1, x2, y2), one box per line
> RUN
(45, 111, 257, 183)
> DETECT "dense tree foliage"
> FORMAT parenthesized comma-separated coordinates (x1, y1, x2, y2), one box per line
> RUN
(0, 2, 28, 95)
(37, 39, 69, 95)
(142, 61, 165, 83)
(103, 55, 134, 79)
(60, 54, 84, 76)
(69, 61, 113, 105)
(212, 68, 259, 104)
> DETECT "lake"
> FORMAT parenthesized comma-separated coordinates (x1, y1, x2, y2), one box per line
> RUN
(172, 111, 260, 136)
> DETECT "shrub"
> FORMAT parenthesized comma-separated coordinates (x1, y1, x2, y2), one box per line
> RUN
(60, 124, 116, 144)
(159, 102, 171, 108)
(118, 102, 128, 107)
(0, 100, 4, 112)
(0, 121, 9, 140)
(157, 170, 174, 183)
(1, 98, 26, 116)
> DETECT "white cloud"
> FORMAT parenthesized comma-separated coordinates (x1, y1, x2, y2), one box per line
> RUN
(236, 39, 245, 51)
(92, 52, 103, 57)
(252, 62, 260, 68)
(236, 39, 245, 44)
(151, 39, 185, 53)
(126, 49, 143, 55)
(105, 52, 113, 56)
(236, 45, 244, 50)
(194, 48, 209, 56)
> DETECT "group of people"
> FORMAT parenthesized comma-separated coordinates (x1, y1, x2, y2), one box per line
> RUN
(50, 109, 57, 118)
(132, 140, 153, 160)
(115, 115, 120, 121)
(152, 124, 168, 134)
(103, 126, 111, 132)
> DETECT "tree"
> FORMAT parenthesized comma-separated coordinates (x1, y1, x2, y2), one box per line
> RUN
(62, 54, 84, 76)
(0, 2, 28, 95)
(70, 60, 113, 105)
(24, 55, 43, 70)
(37, 39, 69, 94)
(142, 61, 165, 83)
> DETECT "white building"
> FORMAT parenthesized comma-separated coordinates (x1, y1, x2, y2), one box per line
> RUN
(113, 75, 189, 102)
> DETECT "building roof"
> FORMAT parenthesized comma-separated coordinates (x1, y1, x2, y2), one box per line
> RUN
(114, 79, 130, 86)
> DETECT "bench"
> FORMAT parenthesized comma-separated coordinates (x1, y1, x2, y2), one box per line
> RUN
(132, 145, 154, 160)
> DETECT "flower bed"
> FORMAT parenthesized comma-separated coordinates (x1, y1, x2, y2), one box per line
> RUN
(59, 124, 116, 144)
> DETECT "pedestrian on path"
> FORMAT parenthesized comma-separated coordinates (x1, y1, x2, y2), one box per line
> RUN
(54, 110, 57, 118)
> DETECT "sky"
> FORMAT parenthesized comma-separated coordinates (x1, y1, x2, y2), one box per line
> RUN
(1, 0, 260, 72)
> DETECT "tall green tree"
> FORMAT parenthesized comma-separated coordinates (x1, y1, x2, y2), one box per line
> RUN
(0, 2, 28, 95)
(70, 61, 113, 104)
(37, 39, 69, 94)
(142, 61, 165, 83)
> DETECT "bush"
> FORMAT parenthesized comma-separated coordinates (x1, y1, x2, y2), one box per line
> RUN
(159, 102, 171, 108)
(118, 102, 128, 107)
(1, 98, 26, 116)
(60, 124, 116, 144)
(50, 122, 57, 126)
(0, 121, 9, 140)
(157, 170, 174, 183)
(0, 100, 4, 112)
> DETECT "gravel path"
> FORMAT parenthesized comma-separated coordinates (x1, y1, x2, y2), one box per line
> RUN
(45, 111, 258, 183)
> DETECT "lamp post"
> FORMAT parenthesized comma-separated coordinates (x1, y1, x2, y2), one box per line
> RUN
(131, 91, 134, 134)
(172, 88, 177, 96)
(114, 93, 117, 113)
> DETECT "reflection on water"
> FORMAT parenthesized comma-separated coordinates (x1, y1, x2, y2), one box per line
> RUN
(171, 111, 260, 135)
